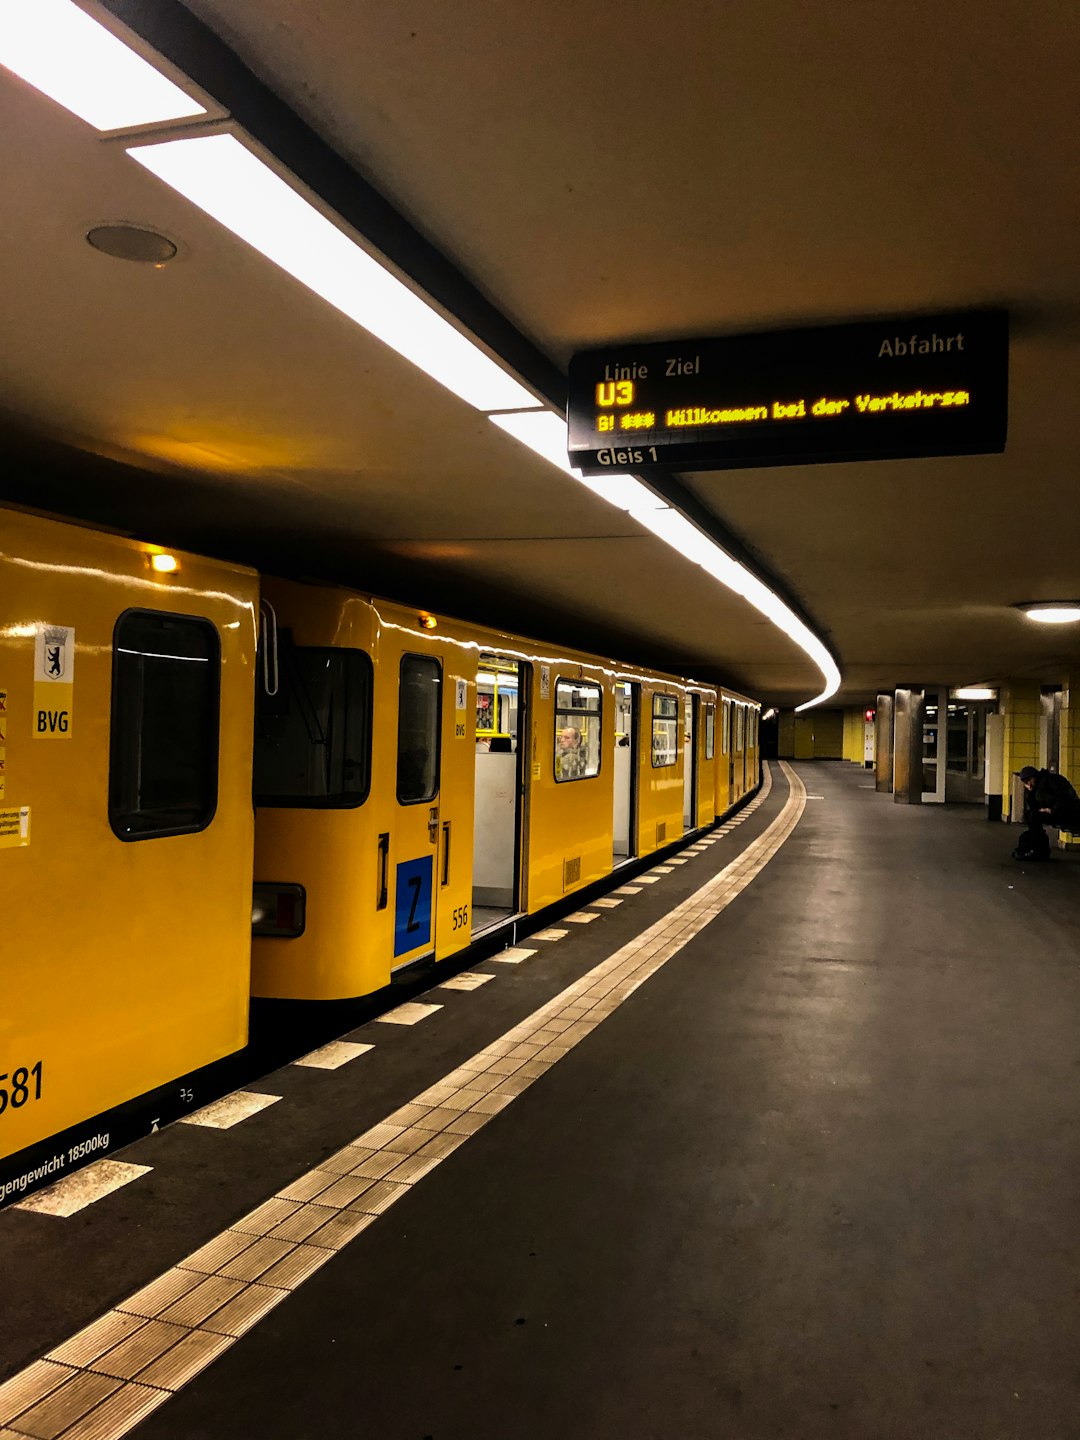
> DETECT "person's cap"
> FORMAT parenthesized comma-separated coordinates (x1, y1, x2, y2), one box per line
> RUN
(1016, 766, 1039, 782)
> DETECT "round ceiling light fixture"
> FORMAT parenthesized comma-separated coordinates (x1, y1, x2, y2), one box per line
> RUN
(1016, 602, 1080, 624)
(86, 223, 178, 265)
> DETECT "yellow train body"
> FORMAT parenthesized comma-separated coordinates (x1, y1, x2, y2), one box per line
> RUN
(250, 581, 760, 1002)
(0, 506, 759, 1194)
(0, 510, 257, 1168)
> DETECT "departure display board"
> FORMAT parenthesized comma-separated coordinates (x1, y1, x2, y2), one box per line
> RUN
(567, 310, 1007, 473)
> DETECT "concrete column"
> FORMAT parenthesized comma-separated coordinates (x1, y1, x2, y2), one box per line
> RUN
(874, 693, 894, 793)
(1000, 680, 1041, 822)
(892, 688, 925, 804)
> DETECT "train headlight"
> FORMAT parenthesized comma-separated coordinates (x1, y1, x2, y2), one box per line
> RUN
(252, 883, 305, 937)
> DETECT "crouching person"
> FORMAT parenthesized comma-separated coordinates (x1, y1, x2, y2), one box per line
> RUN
(1013, 765, 1080, 860)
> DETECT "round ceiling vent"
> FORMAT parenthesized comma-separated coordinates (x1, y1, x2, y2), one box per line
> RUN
(86, 224, 178, 265)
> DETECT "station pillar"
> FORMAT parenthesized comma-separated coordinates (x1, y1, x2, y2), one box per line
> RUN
(874, 693, 894, 793)
(1000, 681, 1041, 823)
(1056, 673, 1080, 848)
(892, 688, 924, 804)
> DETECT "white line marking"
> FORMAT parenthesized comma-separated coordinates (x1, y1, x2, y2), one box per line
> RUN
(375, 1002, 442, 1025)
(613, 886, 641, 895)
(293, 1042, 374, 1071)
(178, 1093, 281, 1130)
(532, 928, 569, 940)
(564, 911, 599, 924)
(14, 1161, 152, 1218)
(438, 973, 495, 991)
(2, 770, 795, 1439)
(177, 1094, 280, 1128)
(591, 898, 622, 908)
(635, 875, 660, 884)
(490, 947, 538, 963)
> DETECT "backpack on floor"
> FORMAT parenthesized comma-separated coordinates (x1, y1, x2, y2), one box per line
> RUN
(1012, 828, 1051, 861)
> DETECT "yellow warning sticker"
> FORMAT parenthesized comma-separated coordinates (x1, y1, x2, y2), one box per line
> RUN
(0, 806, 30, 849)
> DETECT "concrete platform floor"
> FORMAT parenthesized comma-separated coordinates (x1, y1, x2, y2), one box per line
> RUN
(4, 760, 1080, 1439)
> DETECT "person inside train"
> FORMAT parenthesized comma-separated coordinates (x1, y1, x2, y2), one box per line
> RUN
(556, 725, 585, 779)
(1013, 765, 1080, 860)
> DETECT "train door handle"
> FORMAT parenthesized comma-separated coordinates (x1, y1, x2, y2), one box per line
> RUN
(377, 832, 389, 910)
(428, 805, 439, 844)
(441, 821, 451, 887)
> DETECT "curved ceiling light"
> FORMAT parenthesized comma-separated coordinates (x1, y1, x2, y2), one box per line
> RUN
(1016, 603, 1080, 624)
(490, 411, 841, 709)
(3, 0, 840, 709)
(129, 134, 542, 414)
(0, 0, 206, 131)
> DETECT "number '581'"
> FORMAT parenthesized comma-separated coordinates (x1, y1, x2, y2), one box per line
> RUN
(0, 1063, 43, 1114)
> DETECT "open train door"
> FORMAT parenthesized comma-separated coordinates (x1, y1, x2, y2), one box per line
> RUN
(472, 654, 528, 936)
(613, 681, 639, 863)
(683, 693, 699, 832)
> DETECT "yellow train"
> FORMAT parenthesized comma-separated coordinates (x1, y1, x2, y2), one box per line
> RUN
(0, 507, 759, 1204)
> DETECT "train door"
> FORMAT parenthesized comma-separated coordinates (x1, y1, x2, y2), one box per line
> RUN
(613, 681, 638, 863)
(725, 698, 735, 802)
(391, 647, 447, 969)
(683, 694, 699, 831)
(472, 654, 526, 934)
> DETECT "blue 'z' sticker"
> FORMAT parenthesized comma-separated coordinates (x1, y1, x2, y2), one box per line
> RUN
(393, 855, 434, 958)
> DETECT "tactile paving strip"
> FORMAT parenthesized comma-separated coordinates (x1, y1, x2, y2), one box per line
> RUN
(1, 765, 801, 1440)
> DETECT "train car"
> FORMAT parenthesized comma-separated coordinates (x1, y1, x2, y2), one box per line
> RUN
(248, 578, 758, 1004)
(0, 509, 258, 1198)
(716, 691, 760, 815)
(0, 505, 761, 1203)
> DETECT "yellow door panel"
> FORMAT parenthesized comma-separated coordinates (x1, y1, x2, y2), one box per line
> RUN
(1, 511, 256, 1164)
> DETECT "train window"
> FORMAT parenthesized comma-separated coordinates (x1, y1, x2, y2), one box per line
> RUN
(554, 679, 601, 782)
(722, 699, 731, 755)
(253, 639, 372, 808)
(652, 694, 679, 767)
(109, 610, 220, 841)
(704, 702, 716, 760)
(736, 705, 746, 751)
(398, 654, 442, 803)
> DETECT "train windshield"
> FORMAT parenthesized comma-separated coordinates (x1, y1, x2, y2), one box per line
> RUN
(254, 635, 372, 807)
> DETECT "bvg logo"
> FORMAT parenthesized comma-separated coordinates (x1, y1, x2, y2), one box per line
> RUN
(36, 709, 70, 734)
(43, 628, 67, 678)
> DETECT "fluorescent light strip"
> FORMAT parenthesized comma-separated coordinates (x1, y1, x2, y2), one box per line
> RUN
(490, 410, 841, 709)
(0, 0, 206, 131)
(7, 6, 833, 704)
(128, 133, 541, 414)
(489, 410, 666, 516)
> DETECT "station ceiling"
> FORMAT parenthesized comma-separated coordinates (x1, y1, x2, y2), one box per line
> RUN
(1, 0, 1077, 706)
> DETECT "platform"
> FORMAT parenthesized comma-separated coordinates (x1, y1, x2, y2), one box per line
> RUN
(4, 761, 1080, 1439)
